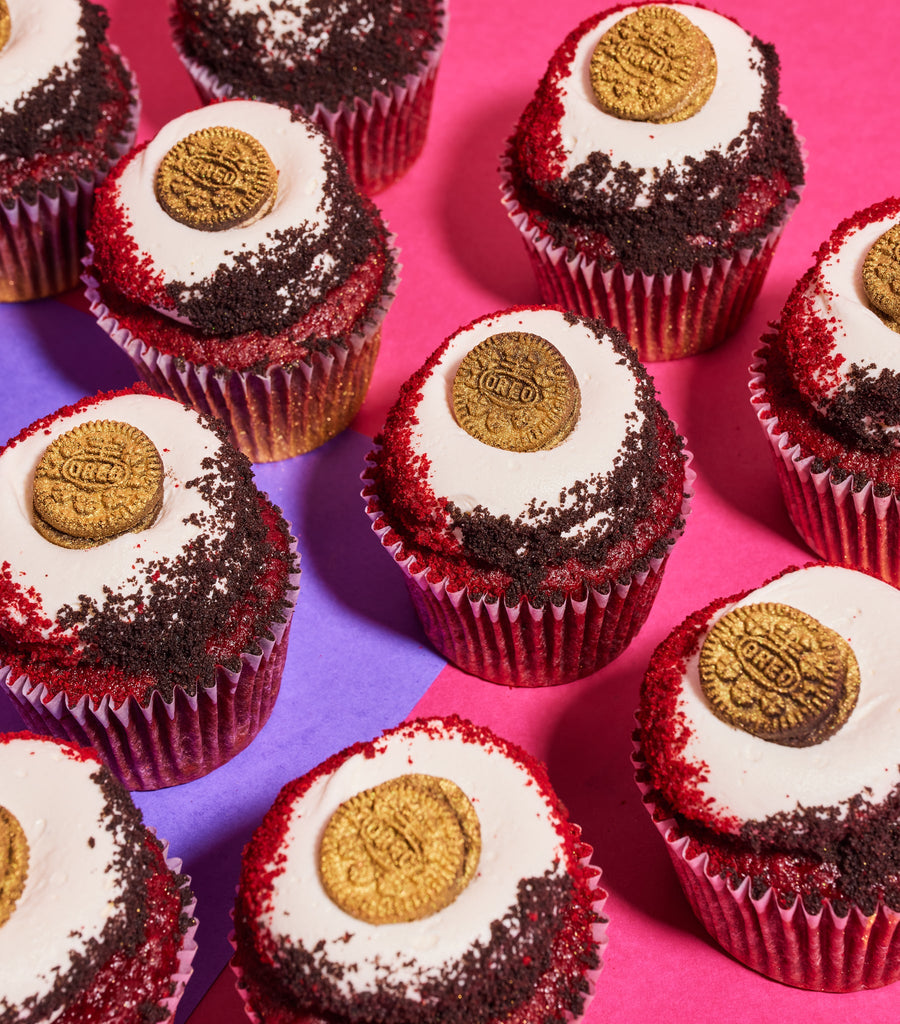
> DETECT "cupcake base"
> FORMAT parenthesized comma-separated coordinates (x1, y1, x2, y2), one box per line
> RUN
(84, 257, 397, 463)
(750, 343, 900, 586)
(500, 154, 796, 362)
(363, 456, 694, 687)
(635, 766, 900, 991)
(1, 538, 300, 790)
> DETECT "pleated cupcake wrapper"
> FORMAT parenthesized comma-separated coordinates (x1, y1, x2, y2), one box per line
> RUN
(158, 836, 200, 1023)
(499, 151, 798, 362)
(0, 50, 139, 303)
(1, 547, 300, 790)
(749, 343, 900, 586)
(172, 6, 447, 194)
(632, 755, 900, 991)
(228, 835, 608, 1023)
(84, 251, 399, 463)
(361, 454, 694, 686)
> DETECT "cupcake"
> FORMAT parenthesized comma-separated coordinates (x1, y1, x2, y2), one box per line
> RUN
(85, 99, 397, 463)
(0, 0, 139, 302)
(501, 2, 804, 361)
(233, 715, 607, 1023)
(170, 0, 448, 194)
(635, 563, 900, 990)
(0, 731, 197, 1021)
(0, 386, 301, 790)
(751, 196, 900, 586)
(363, 305, 692, 686)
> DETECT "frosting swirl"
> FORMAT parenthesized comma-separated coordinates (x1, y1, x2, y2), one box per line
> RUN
(0, 388, 296, 704)
(371, 307, 685, 600)
(640, 565, 900, 842)
(0, 735, 152, 1021)
(236, 717, 597, 1024)
(90, 100, 386, 338)
(509, 2, 804, 274)
(780, 198, 900, 452)
(0, 0, 135, 182)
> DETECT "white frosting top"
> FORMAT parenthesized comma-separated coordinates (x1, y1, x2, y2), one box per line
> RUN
(0, 392, 229, 640)
(0, 736, 128, 1017)
(260, 721, 566, 999)
(674, 565, 900, 830)
(0, 0, 83, 116)
(410, 307, 644, 539)
(112, 100, 333, 322)
(806, 207, 900, 401)
(553, 4, 763, 204)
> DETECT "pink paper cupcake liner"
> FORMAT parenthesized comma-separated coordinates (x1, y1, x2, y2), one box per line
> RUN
(0, 51, 139, 303)
(361, 455, 694, 687)
(172, 8, 447, 194)
(499, 151, 798, 362)
(1, 542, 300, 790)
(228, 839, 608, 1023)
(749, 343, 900, 586)
(633, 761, 900, 990)
(83, 256, 398, 463)
(158, 838, 199, 1023)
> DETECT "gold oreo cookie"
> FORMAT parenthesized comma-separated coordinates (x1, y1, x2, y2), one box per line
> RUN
(0, 806, 28, 930)
(590, 5, 717, 124)
(0, 2, 10, 54)
(452, 332, 580, 452)
(154, 126, 278, 232)
(699, 602, 860, 747)
(319, 774, 481, 925)
(32, 420, 164, 549)
(862, 224, 900, 332)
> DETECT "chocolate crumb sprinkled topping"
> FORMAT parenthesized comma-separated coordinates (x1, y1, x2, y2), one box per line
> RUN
(0, 2, 11, 54)
(155, 126, 278, 231)
(319, 774, 480, 925)
(589, 5, 717, 124)
(32, 420, 163, 549)
(862, 223, 900, 332)
(452, 332, 580, 452)
(699, 602, 860, 747)
(0, 806, 28, 930)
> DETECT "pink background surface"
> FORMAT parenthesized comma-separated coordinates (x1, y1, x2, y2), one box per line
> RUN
(4, 0, 900, 1020)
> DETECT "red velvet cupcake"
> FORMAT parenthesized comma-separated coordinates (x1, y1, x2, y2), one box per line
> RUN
(0, 731, 197, 1021)
(363, 306, 692, 686)
(171, 0, 447, 194)
(751, 197, 900, 586)
(85, 99, 397, 462)
(232, 715, 607, 1024)
(502, 1, 804, 361)
(0, 386, 300, 789)
(0, 0, 139, 302)
(635, 564, 900, 990)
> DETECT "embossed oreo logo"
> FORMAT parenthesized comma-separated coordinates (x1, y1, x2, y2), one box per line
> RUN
(61, 450, 131, 491)
(477, 365, 543, 406)
(319, 774, 481, 924)
(699, 602, 861, 747)
(32, 419, 164, 549)
(733, 634, 801, 695)
(452, 331, 580, 452)
(357, 806, 426, 879)
(154, 125, 278, 232)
